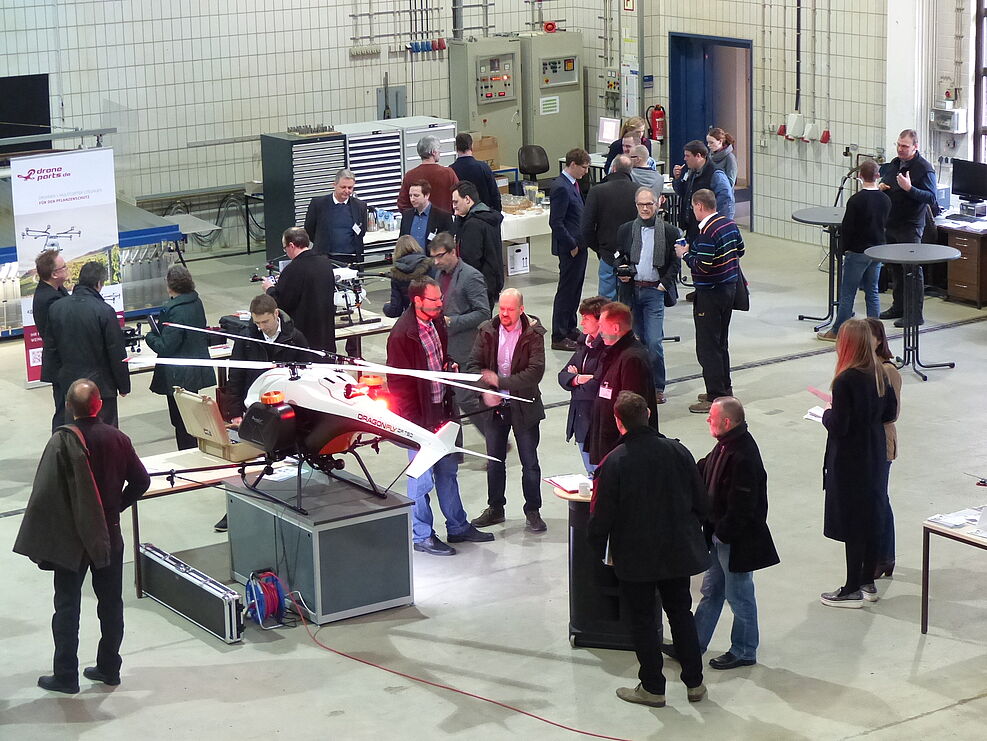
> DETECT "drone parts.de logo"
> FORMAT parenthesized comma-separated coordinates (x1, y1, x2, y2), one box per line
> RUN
(17, 166, 69, 182)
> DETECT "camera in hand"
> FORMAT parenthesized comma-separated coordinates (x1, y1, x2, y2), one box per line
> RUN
(615, 263, 637, 279)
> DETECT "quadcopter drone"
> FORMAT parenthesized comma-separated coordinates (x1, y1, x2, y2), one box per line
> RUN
(129, 323, 529, 513)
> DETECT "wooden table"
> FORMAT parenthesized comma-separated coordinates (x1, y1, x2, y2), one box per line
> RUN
(921, 512, 987, 633)
(132, 449, 271, 597)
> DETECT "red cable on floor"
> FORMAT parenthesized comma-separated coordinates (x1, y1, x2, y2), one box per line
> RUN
(280, 587, 635, 741)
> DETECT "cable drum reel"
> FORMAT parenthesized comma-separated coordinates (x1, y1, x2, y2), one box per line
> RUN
(245, 570, 286, 626)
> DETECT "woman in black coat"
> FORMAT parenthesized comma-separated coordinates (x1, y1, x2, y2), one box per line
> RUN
(383, 236, 433, 318)
(145, 266, 216, 449)
(820, 319, 897, 608)
(557, 296, 608, 474)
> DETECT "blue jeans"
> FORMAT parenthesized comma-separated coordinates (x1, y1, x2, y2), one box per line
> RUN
(693, 538, 759, 661)
(875, 460, 895, 565)
(631, 284, 666, 391)
(833, 251, 881, 334)
(577, 440, 597, 476)
(598, 259, 618, 300)
(406, 451, 469, 542)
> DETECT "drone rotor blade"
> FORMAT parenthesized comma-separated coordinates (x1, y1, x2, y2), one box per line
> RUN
(163, 322, 327, 357)
(350, 359, 482, 383)
(125, 357, 276, 371)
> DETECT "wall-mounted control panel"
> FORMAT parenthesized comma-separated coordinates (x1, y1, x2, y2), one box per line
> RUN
(540, 56, 579, 88)
(477, 54, 517, 104)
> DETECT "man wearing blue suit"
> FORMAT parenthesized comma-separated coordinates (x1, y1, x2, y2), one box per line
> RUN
(549, 148, 591, 352)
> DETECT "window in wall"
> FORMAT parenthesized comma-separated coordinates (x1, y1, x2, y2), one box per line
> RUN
(0, 74, 51, 156)
(977, 0, 986, 161)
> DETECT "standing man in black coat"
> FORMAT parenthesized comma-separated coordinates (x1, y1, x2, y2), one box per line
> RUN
(32, 248, 70, 430)
(549, 148, 591, 351)
(581, 155, 640, 301)
(304, 169, 368, 263)
(451, 180, 504, 309)
(450, 133, 502, 212)
(263, 227, 336, 354)
(15, 379, 150, 693)
(878, 129, 939, 327)
(588, 391, 709, 708)
(586, 302, 658, 465)
(45, 261, 130, 428)
(686, 397, 779, 671)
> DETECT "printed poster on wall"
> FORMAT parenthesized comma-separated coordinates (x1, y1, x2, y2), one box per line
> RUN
(12, 148, 121, 384)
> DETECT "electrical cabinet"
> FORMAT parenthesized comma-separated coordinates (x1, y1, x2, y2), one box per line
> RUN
(260, 131, 347, 258)
(449, 37, 524, 169)
(518, 31, 585, 166)
(333, 122, 406, 215)
(379, 115, 458, 170)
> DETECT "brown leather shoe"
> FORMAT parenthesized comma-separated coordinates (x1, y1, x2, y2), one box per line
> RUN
(689, 400, 712, 414)
(471, 506, 505, 528)
(656, 391, 667, 404)
(525, 511, 547, 532)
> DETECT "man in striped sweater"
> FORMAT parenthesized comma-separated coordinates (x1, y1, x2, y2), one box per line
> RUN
(675, 189, 745, 414)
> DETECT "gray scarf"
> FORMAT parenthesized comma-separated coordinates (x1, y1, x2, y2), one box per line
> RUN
(628, 215, 668, 272)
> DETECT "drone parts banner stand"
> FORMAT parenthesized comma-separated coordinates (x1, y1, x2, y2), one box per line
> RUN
(11, 148, 121, 384)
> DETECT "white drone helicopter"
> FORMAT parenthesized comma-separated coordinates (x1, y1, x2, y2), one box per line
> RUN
(128, 322, 530, 512)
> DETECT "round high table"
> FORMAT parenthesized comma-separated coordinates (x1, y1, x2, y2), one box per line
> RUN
(865, 243, 961, 381)
(554, 486, 639, 650)
(792, 206, 846, 330)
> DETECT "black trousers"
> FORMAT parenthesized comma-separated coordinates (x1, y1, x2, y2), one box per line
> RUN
(694, 283, 736, 399)
(484, 406, 542, 513)
(619, 577, 704, 694)
(167, 393, 198, 450)
(50, 381, 65, 432)
(885, 223, 924, 323)
(843, 534, 878, 594)
(51, 538, 125, 681)
(552, 247, 588, 342)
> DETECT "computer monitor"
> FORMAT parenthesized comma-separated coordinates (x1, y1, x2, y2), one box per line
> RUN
(950, 158, 987, 203)
(597, 117, 621, 145)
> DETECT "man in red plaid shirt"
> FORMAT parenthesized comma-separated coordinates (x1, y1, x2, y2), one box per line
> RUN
(386, 278, 495, 556)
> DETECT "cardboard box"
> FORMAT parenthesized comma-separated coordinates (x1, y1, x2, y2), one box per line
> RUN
(496, 177, 509, 194)
(470, 134, 499, 169)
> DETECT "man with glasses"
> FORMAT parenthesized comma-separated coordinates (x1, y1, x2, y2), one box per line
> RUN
(613, 188, 682, 405)
(429, 232, 491, 436)
(386, 277, 494, 556)
(33, 249, 70, 430)
(550, 148, 592, 352)
(878, 129, 939, 327)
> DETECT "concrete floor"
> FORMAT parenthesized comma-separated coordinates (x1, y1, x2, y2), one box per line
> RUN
(2, 230, 986, 741)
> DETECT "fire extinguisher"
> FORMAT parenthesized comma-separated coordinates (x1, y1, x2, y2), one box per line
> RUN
(646, 104, 666, 143)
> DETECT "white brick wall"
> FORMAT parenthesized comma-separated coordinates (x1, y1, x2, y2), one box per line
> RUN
(2, 0, 970, 239)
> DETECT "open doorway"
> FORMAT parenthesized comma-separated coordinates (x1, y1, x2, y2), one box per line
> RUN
(668, 34, 753, 230)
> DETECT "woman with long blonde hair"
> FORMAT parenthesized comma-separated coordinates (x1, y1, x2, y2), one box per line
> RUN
(819, 319, 897, 608)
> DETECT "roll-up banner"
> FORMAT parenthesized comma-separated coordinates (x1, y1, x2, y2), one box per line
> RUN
(11, 148, 121, 384)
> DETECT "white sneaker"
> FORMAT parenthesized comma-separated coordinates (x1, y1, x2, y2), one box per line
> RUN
(820, 588, 864, 608)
